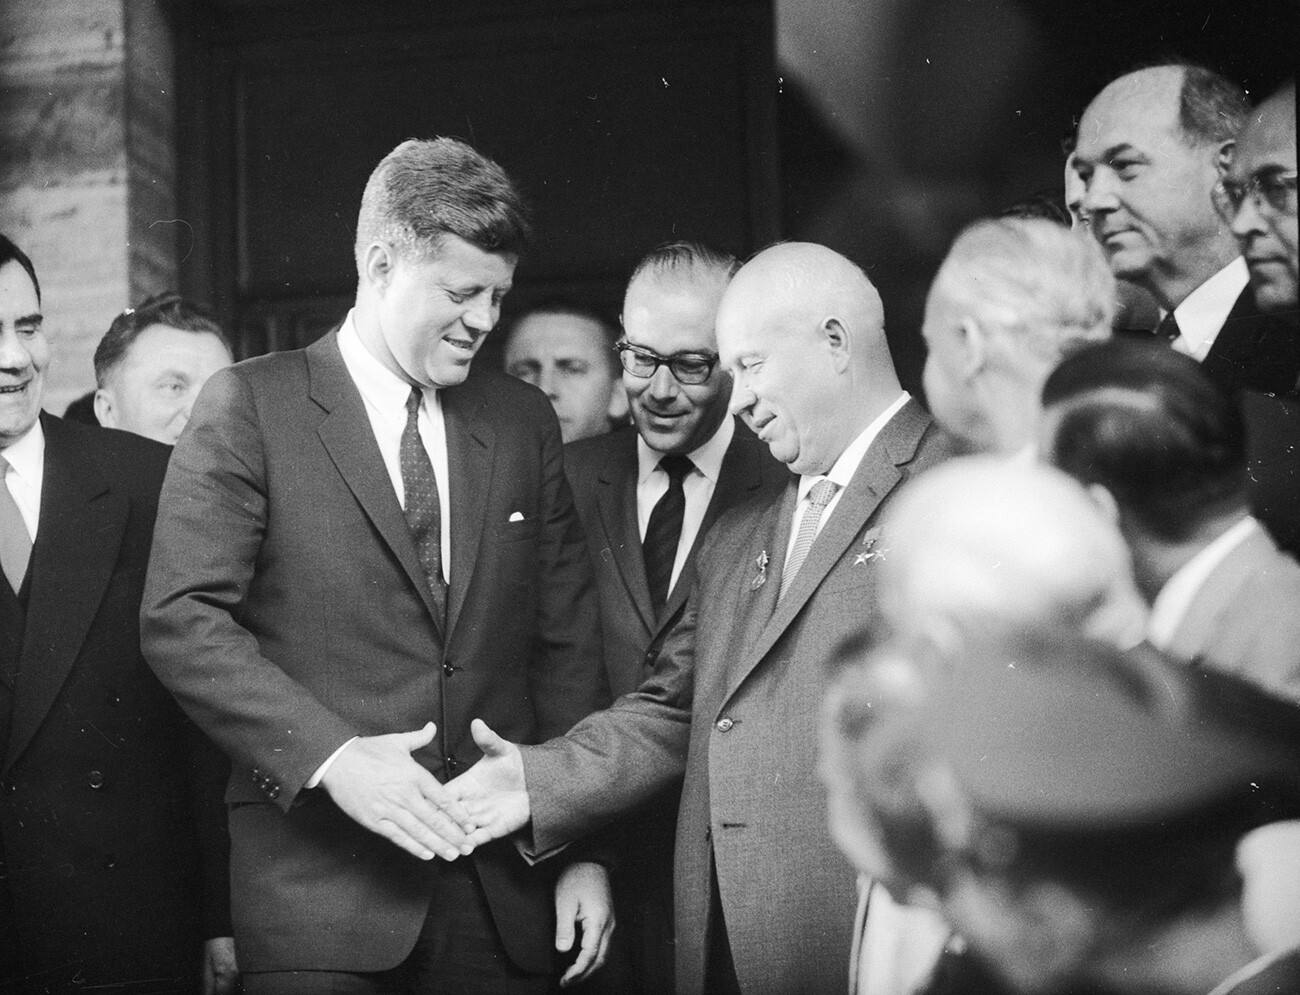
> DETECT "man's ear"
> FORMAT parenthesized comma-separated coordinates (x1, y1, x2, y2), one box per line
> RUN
(1215, 139, 1236, 176)
(362, 242, 397, 294)
(606, 380, 630, 423)
(823, 317, 851, 373)
(93, 388, 117, 429)
(959, 318, 988, 381)
(1085, 482, 1121, 526)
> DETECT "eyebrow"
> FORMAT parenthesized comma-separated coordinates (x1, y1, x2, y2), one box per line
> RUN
(1074, 142, 1142, 166)
(14, 313, 43, 327)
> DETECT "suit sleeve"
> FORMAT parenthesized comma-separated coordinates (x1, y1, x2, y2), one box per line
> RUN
(141, 369, 358, 810)
(521, 576, 698, 856)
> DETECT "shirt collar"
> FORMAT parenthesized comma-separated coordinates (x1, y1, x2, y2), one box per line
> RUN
(797, 392, 909, 502)
(0, 418, 45, 485)
(1147, 515, 1259, 649)
(1168, 257, 1249, 357)
(337, 309, 433, 415)
(637, 413, 736, 485)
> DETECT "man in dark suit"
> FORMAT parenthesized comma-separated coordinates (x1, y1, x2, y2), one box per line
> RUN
(1072, 64, 1300, 397)
(0, 234, 232, 991)
(563, 242, 784, 993)
(449, 242, 955, 995)
(141, 139, 611, 993)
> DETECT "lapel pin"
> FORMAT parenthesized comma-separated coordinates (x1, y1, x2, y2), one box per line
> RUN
(751, 550, 769, 590)
(854, 530, 884, 567)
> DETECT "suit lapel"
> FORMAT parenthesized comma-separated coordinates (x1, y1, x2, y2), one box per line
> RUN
(725, 401, 931, 701)
(307, 334, 442, 633)
(442, 383, 497, 639)
(7, 418, 127, 772)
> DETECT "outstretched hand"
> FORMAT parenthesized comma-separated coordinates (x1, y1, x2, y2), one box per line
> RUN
(446, 719, 532, 845)
(319, 722, 477, 861)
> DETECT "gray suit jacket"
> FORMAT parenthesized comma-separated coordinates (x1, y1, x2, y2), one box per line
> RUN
(1166, 521, 1300, 701)
(521, 399, 953, 995)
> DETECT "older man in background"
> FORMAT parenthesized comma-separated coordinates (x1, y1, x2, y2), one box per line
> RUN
(920, 217, 1113, 456)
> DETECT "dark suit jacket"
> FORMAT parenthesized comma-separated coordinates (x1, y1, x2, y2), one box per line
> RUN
(141, 331, 605, 973)
(522, 400, 954, 995)
(1201, 284, 1300, 398)
(0, 414, 228, 989)
(564, 420, 787, 698)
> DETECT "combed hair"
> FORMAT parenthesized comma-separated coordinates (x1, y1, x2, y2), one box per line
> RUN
(94, 292, 231, 387)
(1177, 64, 1250, 146)
(501, 296, 620, 375)
(936, 217, 1115, 363)
(628, 241, 740, 288)
(1041, 339, 1248, 543)
(0, 232, 40, 305)
(354, 138, 532, 269)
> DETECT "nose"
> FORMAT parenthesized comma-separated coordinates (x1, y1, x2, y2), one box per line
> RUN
(537, 366, 561, 400)
(728, 377, 754, 417)
(646, 363, 679, 402)
(463, 296, 497, 334)
(1230, 194, 1267, 240)
(1080, 170, 1118, 217)
(0, 328, 30, 371)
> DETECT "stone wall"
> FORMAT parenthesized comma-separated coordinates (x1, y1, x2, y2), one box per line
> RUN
(0, 0, 175, 415)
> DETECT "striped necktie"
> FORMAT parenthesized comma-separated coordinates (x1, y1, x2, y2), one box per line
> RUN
(779, 478, 838, 601)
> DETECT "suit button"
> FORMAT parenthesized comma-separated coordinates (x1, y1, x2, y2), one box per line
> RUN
(445, 756, 459, 773)
(104, 853, 118, 869)
(715, 718, 734, 732)
(443, 661, 457, 676)
(266, 784, 280, 800)
(88, 771, 104, 789)
(107, 692, 121, 706)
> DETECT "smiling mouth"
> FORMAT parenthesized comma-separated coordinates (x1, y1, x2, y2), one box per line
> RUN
(0, 381, 30, 396)
(445, 336, 477, 352)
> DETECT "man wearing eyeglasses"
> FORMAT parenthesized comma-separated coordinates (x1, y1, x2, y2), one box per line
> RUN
(1072, 64, 1300, 396)
(560, 242, 784, 993)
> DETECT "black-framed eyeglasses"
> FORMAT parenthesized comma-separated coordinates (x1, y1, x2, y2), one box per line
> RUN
(1213, 170, 1298, 220)
(615, 342, 719, 385)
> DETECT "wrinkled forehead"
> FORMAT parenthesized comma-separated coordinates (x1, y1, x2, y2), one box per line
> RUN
(507, 312, 610, 362)
(622, 277, 725, 353)
(1231, 102, 1297, 178)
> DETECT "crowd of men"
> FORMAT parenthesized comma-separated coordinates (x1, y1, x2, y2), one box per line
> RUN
(0, 58, 1296, 995)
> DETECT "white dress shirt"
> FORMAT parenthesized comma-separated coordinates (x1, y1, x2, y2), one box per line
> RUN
(636, 414, 735, 596)
(784, 393, 910, 571)
(1166, 257, 1249, 362)
(1146, 516, 1259, 650)
(0, 420, 44, 540)
(336, 311, 451, 583)
(311, 314, 453, 787)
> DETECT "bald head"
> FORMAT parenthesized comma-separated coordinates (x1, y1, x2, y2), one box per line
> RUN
(1073, 65, 1248, 309)
(719, 243, 901, 474)
(922, 217, 1115, 454)
(880, 456, 1146, 653)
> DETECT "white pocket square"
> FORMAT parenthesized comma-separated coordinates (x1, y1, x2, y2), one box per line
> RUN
(508, 511, 526, 523)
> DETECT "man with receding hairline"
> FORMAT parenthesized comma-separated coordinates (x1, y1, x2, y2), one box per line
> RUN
(143, 138, 611, 993)
(1073, 63, 1300, 395)
(445, 242, 954, 994)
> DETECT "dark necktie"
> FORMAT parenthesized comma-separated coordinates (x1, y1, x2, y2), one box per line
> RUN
(401, 387, 447, 624)
(643, 454, 694, 615)
(1155, 311, 1182, 345)
(0, 456, 32, 596)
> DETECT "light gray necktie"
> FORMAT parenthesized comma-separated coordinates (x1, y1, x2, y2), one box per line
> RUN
(0, 456, 32, 594)
(779, 478, 838, 601)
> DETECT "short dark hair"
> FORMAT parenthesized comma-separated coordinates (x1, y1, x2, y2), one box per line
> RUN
(628, 240, 740, 288)
(0, 233, 41, 306)
(354, 138, 532, 266)
(998, 190, 1071, 228)
(501, 297, 620, 376)
(1175, 63, 1249, 146)
(94, 292, 232, 387)
(1040, 338, 1248, 542)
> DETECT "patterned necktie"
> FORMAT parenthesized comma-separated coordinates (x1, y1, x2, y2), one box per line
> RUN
(642, 454, 694, 615)
(400, 387, 447, 624)
(0, 456, 32, 595)
(1155, 311, 1182, 345)
(779, 478, 839, 601)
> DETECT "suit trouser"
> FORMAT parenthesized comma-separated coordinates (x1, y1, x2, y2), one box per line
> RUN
(242, 858, 551, 995)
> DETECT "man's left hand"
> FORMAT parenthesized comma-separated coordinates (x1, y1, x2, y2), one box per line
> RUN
(555, 860, 615, 987)
(202, 936, 239, 995)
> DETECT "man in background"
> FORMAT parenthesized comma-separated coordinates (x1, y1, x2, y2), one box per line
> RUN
(1073, 63, 1300, 395)
(0, 233, 233, 992)
(920, 216, 1113, 455)
(504, 299, 628, 443)
(93, 292, 234, 445)
(563, 241, 784, 993)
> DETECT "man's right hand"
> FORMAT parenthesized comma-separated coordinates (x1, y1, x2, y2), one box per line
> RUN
(319, 722, 478, 861)
(446, 719, 532, 845)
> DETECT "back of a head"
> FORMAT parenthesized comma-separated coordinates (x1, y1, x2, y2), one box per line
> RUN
(880, 455, 1144, 652)
(935, 217, 1115, 368)
(94, 292, 231, 387)
(1175, 62, 1251, 148)
(354, 137, 532, 268)
(1041, 338, 1248, 543)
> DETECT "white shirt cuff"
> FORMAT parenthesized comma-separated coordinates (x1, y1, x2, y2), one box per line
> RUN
(305, 736, 359, 788)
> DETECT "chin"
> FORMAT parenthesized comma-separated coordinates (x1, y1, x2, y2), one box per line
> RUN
(1250, 278, 1298, 314)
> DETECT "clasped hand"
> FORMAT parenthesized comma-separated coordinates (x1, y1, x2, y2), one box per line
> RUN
(320, 719, 531, 860)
